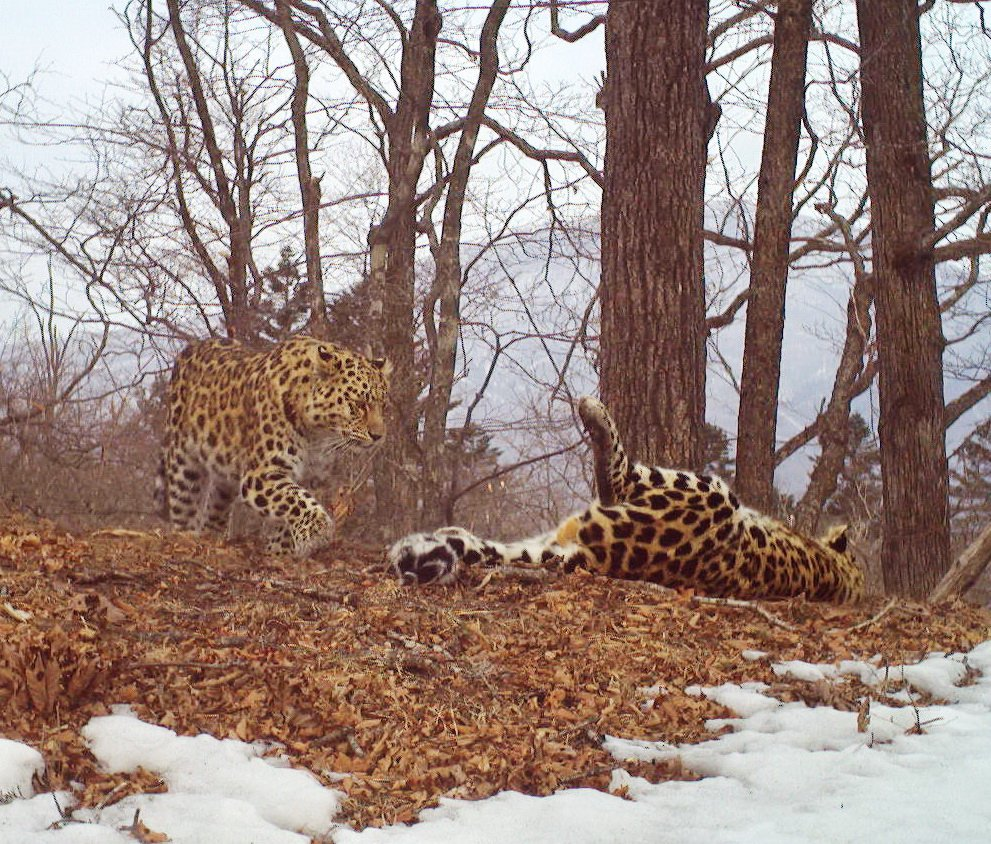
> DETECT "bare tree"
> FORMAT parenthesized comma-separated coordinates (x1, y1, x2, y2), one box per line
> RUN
(735, 0, 813, 511)
(599, 0, 713, 468)
(856, 0, 950, 596)
(276, 0, 331, 339)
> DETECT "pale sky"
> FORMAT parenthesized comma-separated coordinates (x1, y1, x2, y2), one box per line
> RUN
(1, 1, 132, 100)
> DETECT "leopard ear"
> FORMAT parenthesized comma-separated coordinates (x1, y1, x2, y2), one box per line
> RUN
(823, 524, 849, 554)
(317, 344, 344, 370)
(373, 358, 393, 378)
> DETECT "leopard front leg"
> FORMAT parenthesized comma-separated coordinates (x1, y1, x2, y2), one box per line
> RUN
(239, 469, 334, 558)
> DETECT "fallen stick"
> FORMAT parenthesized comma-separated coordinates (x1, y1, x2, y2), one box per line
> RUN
(691, 595, 797, 631)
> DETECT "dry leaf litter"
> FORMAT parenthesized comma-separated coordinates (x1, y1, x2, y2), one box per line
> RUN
(1, 510, 989, 830)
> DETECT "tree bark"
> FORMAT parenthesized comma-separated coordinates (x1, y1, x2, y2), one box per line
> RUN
(420, 0, 511, 528)
(794, 207, 874, 535)
(735, 0, 813, 511)
(856, 0, 950, 596)
(276, 0, 330, 339)
(793, 275, 875, 534)
(929, 522, 991, 604)
(368, 0, 442, 534)
(166, 0, 253, 338)
(600, 0, 710, 469)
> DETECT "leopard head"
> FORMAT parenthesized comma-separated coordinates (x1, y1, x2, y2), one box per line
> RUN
(287, 339, 391, 449)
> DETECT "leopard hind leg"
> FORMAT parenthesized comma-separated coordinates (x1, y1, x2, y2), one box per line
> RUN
(163, 446, 207, 531)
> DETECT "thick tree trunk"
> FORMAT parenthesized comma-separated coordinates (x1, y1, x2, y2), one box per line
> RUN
(856, 0, 950, 596)
(735, 0, 813, 512)
(600, 0, 710, 469)
(369, 0, 442, 535)
(369, 215, 420, 535)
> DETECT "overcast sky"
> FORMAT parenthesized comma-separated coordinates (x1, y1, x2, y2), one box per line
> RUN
(2, 1, 132, 99)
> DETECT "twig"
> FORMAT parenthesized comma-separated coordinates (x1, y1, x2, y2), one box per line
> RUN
(691, 595, 797, 631)
(558, 765, 616, 786)
(95, 781, 131, 811)
(90, 529, 160, 540)
(623, 580, 678, 599)
(840, 597, 897, 633)
(128, 660, 254, 670)
(475, 565, 554, 590)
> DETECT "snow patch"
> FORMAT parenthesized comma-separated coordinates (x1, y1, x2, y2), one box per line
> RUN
(80, 713, 341, 838)
(0, 738, 44, 797)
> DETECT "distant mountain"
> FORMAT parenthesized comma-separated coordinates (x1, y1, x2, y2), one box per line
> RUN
(451, 220, 987, 503)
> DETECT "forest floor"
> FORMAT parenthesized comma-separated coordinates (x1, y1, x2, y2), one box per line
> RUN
(1, 507, 990, 831)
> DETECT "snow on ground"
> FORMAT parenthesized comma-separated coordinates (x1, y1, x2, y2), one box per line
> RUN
(3, 642, 991, 843)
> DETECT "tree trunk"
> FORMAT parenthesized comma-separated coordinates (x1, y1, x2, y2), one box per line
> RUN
(369, 0, 442, 535)
(734, 0, 813, 511)
(167, 0, 254, 339)
(420, 0, 511, 528)
(277, 0, 330, 339)
(793, 270, 874, 534)
(856, 0, 950, 596)
(600, 0, 710, 469)
(929, 522, 991, 604)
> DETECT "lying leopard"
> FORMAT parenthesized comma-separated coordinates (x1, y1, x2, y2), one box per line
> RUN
(388, 397, 864, 602)
(163, 336, 390, 557)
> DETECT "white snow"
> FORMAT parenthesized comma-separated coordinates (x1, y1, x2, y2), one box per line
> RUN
(0, 738, 44, 797)
(3, 643, 991, 843)
(80, 711, 341, 836)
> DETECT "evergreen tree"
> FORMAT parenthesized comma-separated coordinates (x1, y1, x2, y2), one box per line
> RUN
(823, 412, 882, 544)
(255, 246, 309, 342)
(949, 418, 991, 547)
(701, 423, 735, 479)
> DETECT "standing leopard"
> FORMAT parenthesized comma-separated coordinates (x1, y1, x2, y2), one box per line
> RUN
(389, 396, 864, 602)
(163, 336, 390, 557)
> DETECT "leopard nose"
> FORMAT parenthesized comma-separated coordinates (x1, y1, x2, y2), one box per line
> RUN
(370, 431, 383, 442)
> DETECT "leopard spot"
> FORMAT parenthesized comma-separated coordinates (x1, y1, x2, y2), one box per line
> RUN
(608, 542, 627, 568)
(749, 525, 768, 548)
(612, 521, 636, 539)
(692, 519, 712, 537)
(628, 546, 649, 569)
(580, 521, 606, 543)
(713, 506, 734, 523)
